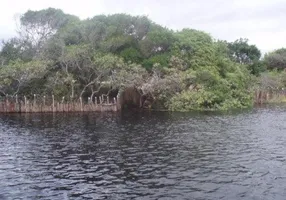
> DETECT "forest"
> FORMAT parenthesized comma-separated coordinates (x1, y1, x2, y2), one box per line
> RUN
(1, 8, 286, 111)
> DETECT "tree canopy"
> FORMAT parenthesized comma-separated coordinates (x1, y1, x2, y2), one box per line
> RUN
(264, 48, 286, 70)
(0, 8, 284, 111)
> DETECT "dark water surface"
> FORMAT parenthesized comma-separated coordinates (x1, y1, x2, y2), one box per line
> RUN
(1, 105, 286, 200)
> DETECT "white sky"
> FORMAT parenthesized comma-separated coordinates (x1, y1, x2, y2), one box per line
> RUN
(0, 0, 285, 53)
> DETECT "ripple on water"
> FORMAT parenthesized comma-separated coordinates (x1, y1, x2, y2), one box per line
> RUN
(0, 108, 286, 199)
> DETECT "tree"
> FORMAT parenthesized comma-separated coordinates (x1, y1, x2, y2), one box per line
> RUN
(264, 48, 286, 70)
(120, 47, 142, 63)
(0, 60, 49, 96)
(0, 38, 22, 64)
(17, 8, 79, 56)
(139, 24, 175, 58)
(173, 29, 215, 69)
(228, 38, 261, 64)
(0, 37, 36, 63)
(0, 9, 269, 111)
(57, 45, 147, 99)
(142, 53, 170, 70)
(57, 45, 93, 98)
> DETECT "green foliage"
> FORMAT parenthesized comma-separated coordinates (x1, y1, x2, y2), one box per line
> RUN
(20, 8, 78, 31)
(168, 83, 252, 111)
(264, 48, 286, 70)
(173, 29, 216, 69)
(101, 35, 134, 53)
(1, 8, 282, 111)
(0, 60, 50, 95)
(257, 70, 286, 90)
(19, 8, 80, 55)
(139, 25, 176, 58)
(228, 38, 261, 64)
(120, 47, 142, 63)
(168, 90, 215, 111)
(42, 37, 65, 61)
(59, 22, 84, 46)
(0, 38, 22, 63)
(227, 38, 264, 76)
(0, 38, 34, 63)
(247, 61, 266, 76)
(142, 53, 170, 70)
(168, 61, 253, 111)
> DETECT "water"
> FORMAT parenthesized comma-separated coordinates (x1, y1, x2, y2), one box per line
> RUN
(1, 105, 286, 200)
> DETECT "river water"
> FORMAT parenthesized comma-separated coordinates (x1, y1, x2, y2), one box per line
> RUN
(1, 105, 286, 200)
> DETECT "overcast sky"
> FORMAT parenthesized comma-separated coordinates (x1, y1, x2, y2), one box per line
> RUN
(0, 0, 285, 53)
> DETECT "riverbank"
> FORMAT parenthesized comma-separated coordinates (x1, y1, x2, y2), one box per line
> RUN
(1, 89, 286, 114)
(254, 90, 286, 104)
(0, 95, 119, 113)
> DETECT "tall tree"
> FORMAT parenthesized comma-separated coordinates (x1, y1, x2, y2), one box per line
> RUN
(228, 38, 261, 64)
(17, 8, 79, 56)
(0, 38, 34, 63)
(173, 29, 215, 69)
(264, 48, 286, 70)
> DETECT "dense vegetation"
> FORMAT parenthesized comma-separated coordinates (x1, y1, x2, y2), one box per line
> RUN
(0, 8, 286, 111)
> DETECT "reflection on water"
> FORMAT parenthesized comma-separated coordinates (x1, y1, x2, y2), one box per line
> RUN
(1, 105, 286, 199)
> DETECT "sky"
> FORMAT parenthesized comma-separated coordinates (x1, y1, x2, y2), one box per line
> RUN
(0, 0, 285, 53)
